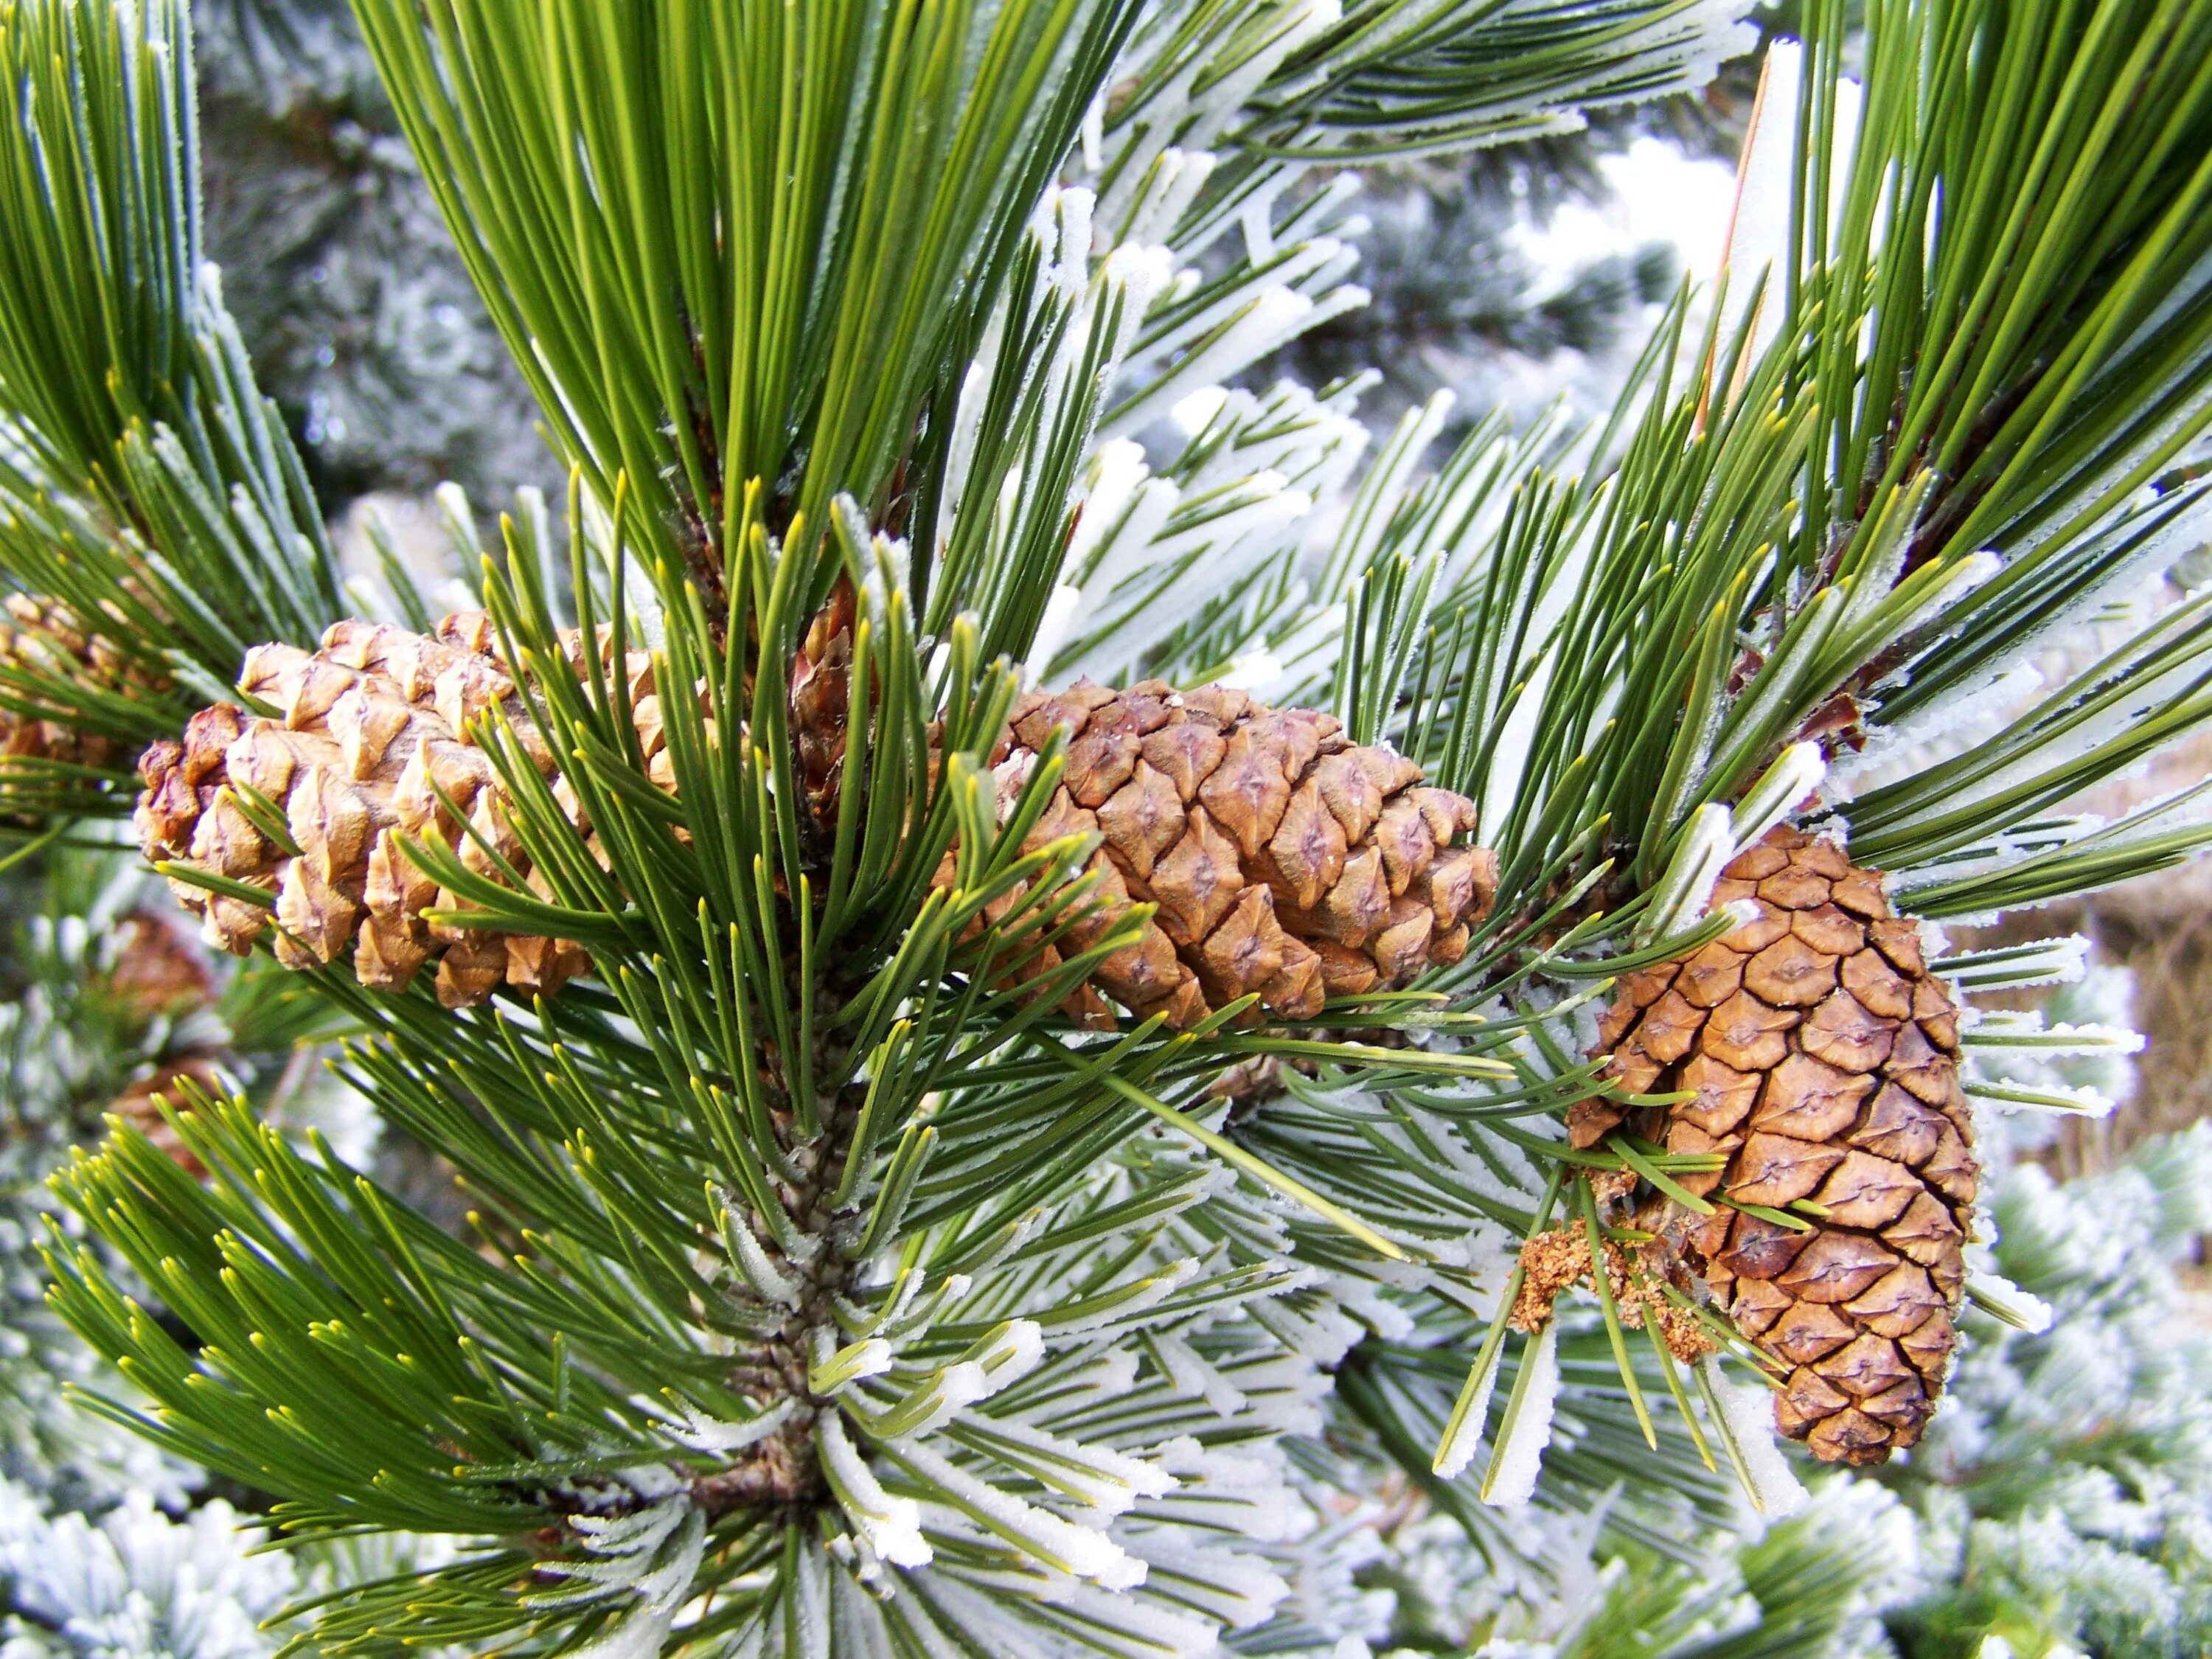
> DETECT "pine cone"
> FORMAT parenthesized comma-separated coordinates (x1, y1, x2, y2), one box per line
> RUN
(1573, 827, 1978, 1465)
(0, 594, 160, 776)
(137, 610, 1495, 1026)
(104, 912, 220, 1019)
(972, 680, 1497, 1029)
(133, 611, 595, 1007)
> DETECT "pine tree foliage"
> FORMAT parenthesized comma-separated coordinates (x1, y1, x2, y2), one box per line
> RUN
(1, 1475, 467, 1658)
(0, 848, 355, 1501)
(1879, 1116, 2212, 1659)
(0, 0, 346, 821)
(1, 1485, 304, 1658)
(0, 842, 395, 1655)
(3, 0, 2212, 1653)
(187, 0, 553, 504)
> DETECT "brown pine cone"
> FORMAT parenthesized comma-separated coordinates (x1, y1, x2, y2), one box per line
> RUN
(136, 609, 1497, 1026)
(1571, 827, 1978, 1465)
(0, 594, 162, 776)
(133, 611, 596, 1008)
(104, 912, 220, 1018)
(970, 679, 1498, 1029)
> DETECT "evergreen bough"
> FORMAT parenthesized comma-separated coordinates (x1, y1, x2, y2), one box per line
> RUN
(4, 0, 2212, 1652)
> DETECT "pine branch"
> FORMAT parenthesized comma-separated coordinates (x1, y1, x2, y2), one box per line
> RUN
(0, 0, 344, 821)
(352, 0, 1144, 616)
(21, 0, 2212, 1647)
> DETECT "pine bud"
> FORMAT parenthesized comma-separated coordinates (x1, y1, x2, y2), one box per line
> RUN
(1573, 827, 1978, 1464)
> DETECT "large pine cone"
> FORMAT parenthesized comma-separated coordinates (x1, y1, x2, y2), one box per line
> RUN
(1573, 828, 1978, 1465)
(136, 612, 1496, 1025)
(981, 680, 1497, 1029)
(133, 613, 594, 1007)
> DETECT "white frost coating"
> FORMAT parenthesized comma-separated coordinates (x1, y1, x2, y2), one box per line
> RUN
(1432, 1346, 1501, 1481)
(1152, 1330, 1249, 1416)
(876, 1367, 979, 1439)
(1142, 1441, 1312, 1543)
(1325, 389, 1455, 597)
(665, 1397, 797, 1453)
(1476, 643, 1555, 839)
(1080, 90, 1104, 173)
(0, 1486, 306, 1654)
(991, 748, 1040, 827)
(1107, 288, 1338, 437)
(1706, 1361, 1809, 1517)
(1063, 439, 1151, 577)
(1172, 385, 1230, 436)
(958, 1413, 1175, 1516)
(1106, 146, 1217, 250)
(1211, 646, 1281, 697)
(1018, 1348, 1141, 1417)
(1717, 44, 1798, 366)
(1937, 933, 2091, 992)
(1022, 585, 1085, 687)
(1961, 1018, 2145, 1060)
(809, 1337, 894, 1394)
(863, 1264, 928, 1333)
(1241, 193, 1279, 266)
(883, 1329, 1043, 1439)
(821, 1414, 933, 1569)
(1898, 501, 2206, 742)
(1132, 237, 1353, 375)
(1099, 243, 1175, 361)
(720, 1199, 801, 1307)
(1079, 477, 1183, 601)
(1714, 896, 1764, 934)
(555, 1503, 706, 1659)
(967, 1318, 1047, 1399)
(1024, 189, 1065, 271)
(1966, 1270, 2055, 1333)
(1325, 1269, 1416, 1339)
(1734, 742, 1827, 846)
(1119, 1536, 1291, 1632)
(934, 360, 992, 551)
(1837, 662, 2048, 797)
(1188, 1351, 1331, 1440)
(1481, 1321, 1559, 1508)
(1863, 544, 2003, 665)
(1256, 596, 1349, 689)
(1251, 1290, 1364, 1367)
(1640, 802, 1736, 944)
(1054, 188, 1096, 288)
(1963, 1074, 2116, 1118)
(1717, 43, 1858, 368)
(892, 1439, 1146, 1589)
